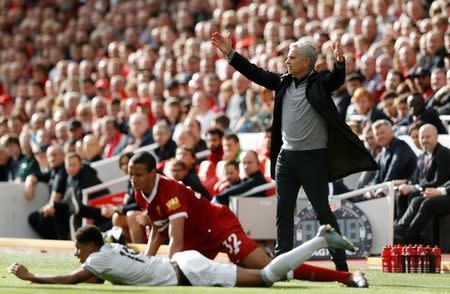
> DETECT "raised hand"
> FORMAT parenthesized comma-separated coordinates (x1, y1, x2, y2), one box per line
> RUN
(333, 41, 344, 63)
(210, 32, 233, 57)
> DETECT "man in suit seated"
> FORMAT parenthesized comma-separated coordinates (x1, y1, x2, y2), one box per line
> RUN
(395, 179, 450, 244)
(213, 150, 267, 206)
(361, 120, 417, 200)
(395, 124, 450, 219)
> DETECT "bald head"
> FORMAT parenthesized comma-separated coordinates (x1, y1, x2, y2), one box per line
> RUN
(241, 150, 260, 177)
(419, 124, 438, 152)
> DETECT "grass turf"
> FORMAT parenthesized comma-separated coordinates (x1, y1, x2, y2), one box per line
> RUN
(0, 249, 449, 294)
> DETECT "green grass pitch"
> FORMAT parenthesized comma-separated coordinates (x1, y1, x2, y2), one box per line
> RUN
(0, 249, 449, 293)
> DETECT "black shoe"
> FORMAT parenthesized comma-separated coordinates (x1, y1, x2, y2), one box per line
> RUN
(346, 271, 369, 288)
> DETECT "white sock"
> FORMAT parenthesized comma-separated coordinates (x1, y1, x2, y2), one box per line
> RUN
(261, 236, 327, 285)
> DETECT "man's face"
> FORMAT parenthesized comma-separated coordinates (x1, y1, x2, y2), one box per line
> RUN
(47, 147, 64, 168)
(74, 242, 96, 264)
(65, 157, 82, 177)
(346, 80, 362, 96)
(128, 162, 156, 194)
(225, 165, 240, 184)
(373, 125, 393, 147)
(385, 72, 401, 91)
(241, 152, 259, 176)
(206, 134, 222, 151)
(419, 127, 438, 152)
(382, 98, 397, 118)
(175, 149, 196, 169)
(363, 129, 377, 150)
(285, 47, 308, 78)
(396, 102, 408, 119)
(153, 126, 170, 146)
(169, 164, 188, 181)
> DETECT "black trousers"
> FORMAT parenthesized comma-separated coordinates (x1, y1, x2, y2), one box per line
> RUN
(397, 195, 450, 242)
(274, 149, 348, 271)
(28, 202, 70, 240)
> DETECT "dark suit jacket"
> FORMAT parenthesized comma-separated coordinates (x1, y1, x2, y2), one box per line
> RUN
(372, 137, 417, 184)
(398, 108, 448, 134)
(410, 143, 450, 189)
(216, 171, 267, 199)
(369, 108, 392, 124)
(229, 52, 378, 180)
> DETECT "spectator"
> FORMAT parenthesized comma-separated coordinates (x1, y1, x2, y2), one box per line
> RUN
(213, 160, 242, 195)
(168, 158, 210, 200)
(408, 67, 433, 101)
(398, 93, 448, 134)
(380, 91, 398, 123)
(371, 120, 417, 186)
(101, 116, 129, 158)
(190, 91, 216, 133)
(333, 72, 364, 121)
(16, 132, 40, 183)
(395, 124, 450, 219)
(80, 134, 102, 163)
(126, 112, 154, 149)
(0, 143, 13, 181)
(346, 87, 391, 127)
(67, 119, 85, 143)
(198, 127, 224, 194)
(152, 121, 177, 162)
(214, 150, 267, 206)
(27, 145, 67, 239)
(395, 179, 450, 244)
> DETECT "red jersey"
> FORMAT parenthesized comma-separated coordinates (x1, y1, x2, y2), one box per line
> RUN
(134, 174, 257, 263)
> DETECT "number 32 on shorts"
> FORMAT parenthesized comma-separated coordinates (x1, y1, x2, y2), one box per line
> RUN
(222, 233, 242, 255)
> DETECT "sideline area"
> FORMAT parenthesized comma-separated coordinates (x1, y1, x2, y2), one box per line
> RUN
(2, 237, 449, 272)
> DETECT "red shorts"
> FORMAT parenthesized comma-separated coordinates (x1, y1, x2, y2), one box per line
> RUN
(184, 204, 258, 264)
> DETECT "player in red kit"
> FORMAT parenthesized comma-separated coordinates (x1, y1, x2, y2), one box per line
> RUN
(128, 151, 368, 287)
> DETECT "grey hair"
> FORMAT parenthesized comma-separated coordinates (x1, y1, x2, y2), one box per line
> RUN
(371, 119, 392, 131)
(289, 38, 318, 69)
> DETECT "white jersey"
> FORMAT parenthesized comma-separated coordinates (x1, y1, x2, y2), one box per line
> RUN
(83, 243, 178, 286)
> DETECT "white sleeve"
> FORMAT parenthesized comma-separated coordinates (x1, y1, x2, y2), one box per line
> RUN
(82, 251, 111, 277)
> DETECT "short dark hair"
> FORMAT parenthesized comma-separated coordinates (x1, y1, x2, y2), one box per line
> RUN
(75, 225, 104, 248)
(224, 160, 239, 170)
(65, 152, 82, 162)
(169, 158, 187, 170)
(206, 127, 224, 138)
(129, 151, 157, 172)
(118, 151, 134, 168)
(224, 133, 240, 143)
(177, 146, 196, 158)
(381, 90, 397, 101)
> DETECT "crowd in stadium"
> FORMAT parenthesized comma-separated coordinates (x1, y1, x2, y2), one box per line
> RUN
(0, 0, 449, 247)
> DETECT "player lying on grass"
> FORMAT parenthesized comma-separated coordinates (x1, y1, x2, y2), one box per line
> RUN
(128, 151, 368, 288)
(8, 224, 356, 287)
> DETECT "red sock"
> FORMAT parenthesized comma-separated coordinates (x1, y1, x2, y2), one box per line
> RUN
(293, 263, 350, 284)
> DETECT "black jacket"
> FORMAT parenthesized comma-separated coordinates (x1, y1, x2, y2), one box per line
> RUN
(215, 171, 267, 206)
(411, 143, 450, 189)
(372, 137, 417, 184)
(398, 108, 448, 134)
(229, 52, 378, 180)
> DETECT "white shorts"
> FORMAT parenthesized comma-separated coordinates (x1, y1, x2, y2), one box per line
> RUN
(172, 250, 237, 287)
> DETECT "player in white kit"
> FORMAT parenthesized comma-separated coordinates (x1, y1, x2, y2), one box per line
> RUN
(8, 224, 356, 287)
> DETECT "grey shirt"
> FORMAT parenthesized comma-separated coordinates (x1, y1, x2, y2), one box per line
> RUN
(281, 77, 327, 151)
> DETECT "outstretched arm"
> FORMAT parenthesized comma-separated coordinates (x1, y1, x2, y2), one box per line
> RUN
(324, 41, 346, 92)
(210, 32, 281, 90)
(210, 32, 233, 58)
(8, 263, 96, 284)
